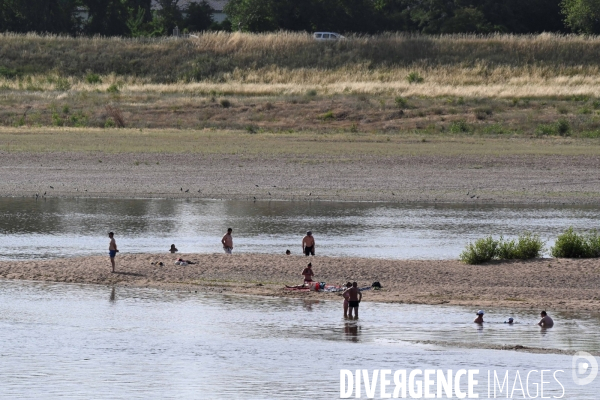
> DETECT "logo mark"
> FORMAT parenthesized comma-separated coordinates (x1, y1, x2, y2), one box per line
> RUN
(572, 351, 598, 386)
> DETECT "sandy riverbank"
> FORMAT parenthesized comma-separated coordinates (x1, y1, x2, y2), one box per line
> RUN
(1, 253, 599, 312)
(1, 150, 600, 204)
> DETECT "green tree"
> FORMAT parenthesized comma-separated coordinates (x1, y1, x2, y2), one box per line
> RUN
(224, 0, 278, 32)
(0, 0, 78, 33)
(184, 1, 214, 32)
(561, 0, 600, 33)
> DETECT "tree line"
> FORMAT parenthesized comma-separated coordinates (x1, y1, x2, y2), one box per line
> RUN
(1, 0, 600, 36)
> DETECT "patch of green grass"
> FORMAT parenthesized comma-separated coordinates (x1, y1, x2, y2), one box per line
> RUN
(320, 110, 334, 121)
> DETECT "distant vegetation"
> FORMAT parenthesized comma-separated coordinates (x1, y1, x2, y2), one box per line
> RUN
(461, 228, 600, 264)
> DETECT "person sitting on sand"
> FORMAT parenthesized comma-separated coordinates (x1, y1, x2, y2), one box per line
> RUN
(474, 310, 484, 324)
(286, 249, 291, 255)
(302, 263, 314, 283)
(538, 311, 554, 328)
(170, 244, 178, 253)
(342, 282, 352, 318)
(302, 231, 315, 256)
(285, 263, 315, 289)
(346, 282, 362, 319)
(108, 232, 119, 273)
(222, 228, 233, 254)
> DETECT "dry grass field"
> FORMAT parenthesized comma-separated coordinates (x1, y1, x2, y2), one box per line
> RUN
(2, 33, 600, 136)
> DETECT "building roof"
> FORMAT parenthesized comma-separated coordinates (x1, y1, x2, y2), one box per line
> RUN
(151, 0, 229, 12)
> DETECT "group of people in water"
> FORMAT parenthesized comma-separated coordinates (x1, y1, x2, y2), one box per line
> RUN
(108, 230, 555, 327)
(474, 309, 554, 328)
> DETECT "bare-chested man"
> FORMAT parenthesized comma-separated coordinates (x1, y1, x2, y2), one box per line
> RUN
(538, 311, 554, 328)
(302, 231, 315, 256)
(108, 232, 118, 273)
(221, 228, 233, 254)
(346, 282, 362, 319)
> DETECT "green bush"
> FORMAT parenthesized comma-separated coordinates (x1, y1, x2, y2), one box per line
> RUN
(106, 84, 119, 93)
(394, 96, 408, 109)
(406, 71, 424, 84)
(459, 236, 497, 264)
(449, 119, 470, 133)
(461, 232, 544, 264)
(556, 118, 570, 136)
(551, 227, 600, 258)
(86, 73, 102, 84)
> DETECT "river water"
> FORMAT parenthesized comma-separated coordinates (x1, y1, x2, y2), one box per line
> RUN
(1, 197, 599, 260)
(2, 198, 599, 398)
(0, 280, 598, 399)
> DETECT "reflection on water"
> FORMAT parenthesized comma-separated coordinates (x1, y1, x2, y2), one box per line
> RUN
(0, 280, 598, 398)
(2, 198, 600, 260)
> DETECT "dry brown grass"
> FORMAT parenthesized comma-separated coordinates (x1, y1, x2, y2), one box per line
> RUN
(3, 32, 600, 97)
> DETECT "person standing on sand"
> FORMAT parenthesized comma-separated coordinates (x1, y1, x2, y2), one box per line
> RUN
(538, 311, 554, 328)
(108, 232, 118, 273)
(302, 231, 315, 256)
(346, 282, 362, 319)
(222, 228, 233, 254)
(342, 282, 352, 318)
(474, 310, 484, 324)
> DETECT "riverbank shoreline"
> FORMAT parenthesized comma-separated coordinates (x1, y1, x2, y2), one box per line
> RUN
(1, 253, 599, 313)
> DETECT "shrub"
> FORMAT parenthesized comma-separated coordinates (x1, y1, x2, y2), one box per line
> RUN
(461, 232, 544, 264)
(220, 98, 231, 108)
(245, 124, 258, 133)
(51, 112, 64, 126)
(556, 118, 570, 136)
(459, 236, 497, 264)
(104, 117, 116, 128)
(86, 73, 102, 84)
(306, 89, 317, 96)
(449, 119, 469, 133)
(536, 124, 555, 136)
(406, 71, 424, 84)
(513, 232, 545, 259)
(394, 96, 408, 109)
(551, 227, 600, 258)
(106, 84, 119, 93)
(0, 66, 19, 79)
(62, 105, 70, 114)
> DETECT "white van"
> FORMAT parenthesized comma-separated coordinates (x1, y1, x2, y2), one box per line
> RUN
(313, 32, 345, 41)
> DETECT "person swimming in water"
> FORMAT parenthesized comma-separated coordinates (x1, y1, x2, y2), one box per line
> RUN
(474, 310, 484, 324)
(169, 244, 178, 253)
(538, 311, 554, 328)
